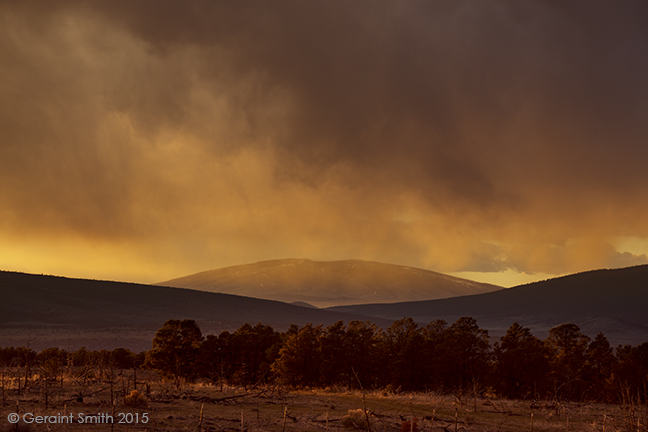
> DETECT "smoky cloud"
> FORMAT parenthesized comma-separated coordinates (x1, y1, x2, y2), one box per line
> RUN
(1, 0, 647, 282)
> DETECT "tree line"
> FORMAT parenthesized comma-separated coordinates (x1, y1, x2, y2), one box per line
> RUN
(2, 317, 647, 404)
(145, 317, 648, 403)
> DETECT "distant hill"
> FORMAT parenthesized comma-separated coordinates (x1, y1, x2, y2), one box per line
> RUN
(157, 259, 501, 308)
(326, 265, 648, 346)
(0, 270, 391, 352)
(5, 264, 644, 351)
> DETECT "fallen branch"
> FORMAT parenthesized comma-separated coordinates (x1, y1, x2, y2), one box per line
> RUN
(187, 389, 272, 404)
(60, 386, 110, 402)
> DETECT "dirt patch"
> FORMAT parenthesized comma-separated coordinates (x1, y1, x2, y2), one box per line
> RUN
(0, 371, 643, 431)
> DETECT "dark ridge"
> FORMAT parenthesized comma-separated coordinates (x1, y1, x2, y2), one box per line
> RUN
(0, 270, 390, 351)
(326, 265, 648, 345)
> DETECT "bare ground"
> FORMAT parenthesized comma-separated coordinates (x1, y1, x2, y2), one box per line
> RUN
(0, 372, 646, 431)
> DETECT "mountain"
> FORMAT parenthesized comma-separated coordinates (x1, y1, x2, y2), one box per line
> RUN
(157, 259, 501, 308)
(6, 263, 643, 352)
(326, 265, 648, 345)
(0, 270, 391, 352)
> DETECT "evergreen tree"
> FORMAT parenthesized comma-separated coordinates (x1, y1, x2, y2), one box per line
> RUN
(198, 331, 233, 389)
(318, 321, 348, 387)
(345, 320, 380, 389)
(615, 342, 648, 402)
(442, 317, 490, 393)
(493, 322, 550, 399)
(545, 323, 590, 400)
(229, 323, 282, 387)
(421, 319, 447, 391)
(584, 332, 616, 401)
(145, 319, 203, 387)
(381, 318, 426, 391)
(272, 324, 323, 387)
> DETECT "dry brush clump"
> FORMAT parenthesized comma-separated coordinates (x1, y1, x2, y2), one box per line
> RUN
(124, 389, 148, 408)
(341, 408, 369, 429)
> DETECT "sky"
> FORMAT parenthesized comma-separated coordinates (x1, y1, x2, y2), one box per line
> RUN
(1, 1, 647, 287)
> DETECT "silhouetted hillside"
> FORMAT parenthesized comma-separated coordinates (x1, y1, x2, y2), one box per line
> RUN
(4, 265, 647, 350)
(0, 270, 390, 351)
(158, 259, 501, 307)
(327, 265, 648, 345)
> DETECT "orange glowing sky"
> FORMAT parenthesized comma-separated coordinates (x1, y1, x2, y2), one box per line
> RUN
(1, 1, 647, 287)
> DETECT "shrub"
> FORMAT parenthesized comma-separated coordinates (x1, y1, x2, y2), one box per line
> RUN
(341, 409, 368, 429)
(124, 390, 148, 408)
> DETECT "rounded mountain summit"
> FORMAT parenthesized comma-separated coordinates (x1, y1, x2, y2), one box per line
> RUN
(157, 259, 502, 308)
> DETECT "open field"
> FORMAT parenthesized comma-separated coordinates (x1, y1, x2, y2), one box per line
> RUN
(0, 370, 646, 432)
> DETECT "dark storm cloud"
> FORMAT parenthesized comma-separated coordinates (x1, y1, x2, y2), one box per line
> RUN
(88, 0, 648, 199)
(1, 0, 647, 279)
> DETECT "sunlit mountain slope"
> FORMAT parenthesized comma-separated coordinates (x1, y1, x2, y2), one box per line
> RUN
(158, 259, 502, 308)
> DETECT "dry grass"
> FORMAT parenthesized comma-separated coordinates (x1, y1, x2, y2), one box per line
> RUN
(0, 371, 645, 431)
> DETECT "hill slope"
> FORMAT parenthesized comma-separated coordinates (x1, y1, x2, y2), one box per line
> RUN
(0, 270, 391, 351)
(327, 265, 648, 345)
(157, 259, 501, 307)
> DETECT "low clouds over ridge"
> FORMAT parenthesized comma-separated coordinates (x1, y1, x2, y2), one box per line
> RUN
(1, 1, 647, 282)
